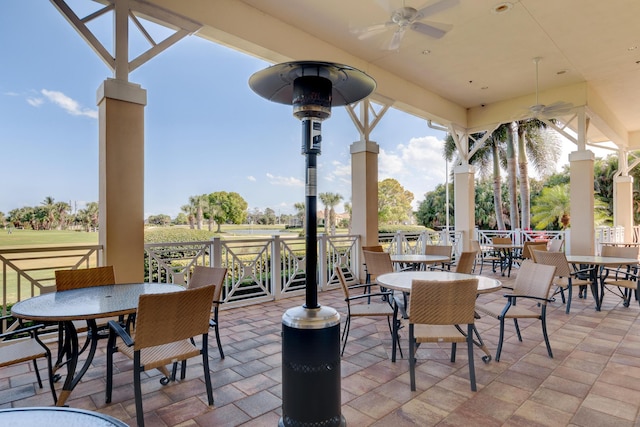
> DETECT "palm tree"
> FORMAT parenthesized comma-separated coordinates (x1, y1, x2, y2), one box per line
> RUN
(180, 203, 196, 229)
(54, 201, 71, 230)
(515, 119, 561, 230)
(505, 124, 519, 229)
(41, 196, 56, 230)
(444, 131, 507, 230)
(294, 202, 305, 228)
(319, 192, 343, 235)
(327, 193, 343, 235)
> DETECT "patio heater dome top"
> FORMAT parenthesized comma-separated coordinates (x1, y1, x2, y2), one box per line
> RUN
(248, 61, 376, 107)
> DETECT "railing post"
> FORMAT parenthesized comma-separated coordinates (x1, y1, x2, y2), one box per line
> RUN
(318, 234, 327, 291)
(273, 236, 282, 299)
(211, 237, 222, 267)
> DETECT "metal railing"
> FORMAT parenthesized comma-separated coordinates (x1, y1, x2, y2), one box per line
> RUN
(9, 227, 638, 314)
(0, 245, 103, 316)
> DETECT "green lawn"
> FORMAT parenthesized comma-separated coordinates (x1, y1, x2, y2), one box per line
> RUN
(0, 229, 98, 248)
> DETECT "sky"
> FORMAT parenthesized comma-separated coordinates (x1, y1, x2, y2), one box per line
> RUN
(0, 2, 588, 220)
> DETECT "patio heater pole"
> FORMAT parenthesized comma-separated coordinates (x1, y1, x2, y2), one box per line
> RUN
(250, 61, 375, 427)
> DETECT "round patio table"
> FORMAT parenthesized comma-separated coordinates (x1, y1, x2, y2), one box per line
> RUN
(11, 282, 184, 406)
(377, 271, 502, 363)
(389, 254, 450, 270)
(566, 255, 638, 311)
(0, 406, 128, 426)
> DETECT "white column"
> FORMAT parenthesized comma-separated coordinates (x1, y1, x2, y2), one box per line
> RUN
(351, 140, 379, 280)
(97, 78, 147, 282)
(569, 150, 595, 255)
(614, 175, 634, 242)
(454, 164, 475, 251)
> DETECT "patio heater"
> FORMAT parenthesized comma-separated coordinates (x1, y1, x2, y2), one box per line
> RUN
(249, 61, 375, 427)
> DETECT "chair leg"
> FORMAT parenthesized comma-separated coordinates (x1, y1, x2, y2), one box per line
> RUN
(32, 359, 43, 388)
(340, 315, 351, 356)
(214, 322, 225, 359)
(44, 352, 57, 404)
(105, 333, 115, 403)
(466, 324, 477, 392)
(566, 284, 573, 314)
(201, 334, 214, 406)
(409, 324, 416, 391)
(541, 307, 553, 358)
(134, 353, 145, 427)
(496, 317, 506, 362)
(450, 342, 456, 362)
(513, 319, 522, 342)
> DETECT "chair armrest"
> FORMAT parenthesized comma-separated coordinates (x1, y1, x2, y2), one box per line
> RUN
(506, 294, 553, 303)
(348, 291, 393, 302)
(0, 323, 45, 341)
(108, 320, 134, 347)
(348, 283, 374, 291)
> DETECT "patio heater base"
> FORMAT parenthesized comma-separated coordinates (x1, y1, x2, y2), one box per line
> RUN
(280, 305, 345, 427)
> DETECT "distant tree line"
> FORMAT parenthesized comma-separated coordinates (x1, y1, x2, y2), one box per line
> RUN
(2, 197, 98, 231)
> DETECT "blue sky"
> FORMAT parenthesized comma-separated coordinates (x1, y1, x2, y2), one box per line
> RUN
(1, 2, 581, 220)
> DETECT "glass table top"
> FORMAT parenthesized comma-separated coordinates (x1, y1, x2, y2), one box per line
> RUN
(11, 282, 184, 321)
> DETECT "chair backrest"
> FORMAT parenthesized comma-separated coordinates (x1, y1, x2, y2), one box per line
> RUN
(455, 251, 477, 274)
(55, 266, 115, 292)
(424, 245, 452, 259)
(522, 241, 548, 260)
(548, 239, 564, 252)
(335, 266, 353, 300)
(134, 285, 216, 350)
(188, 266, 227, 304)
(601, 245, 639, 259)
(492, 237, 512, 245)
(362, 250, 394, 276)
(513, 260, 556, 302)
(362, 245, 384, 253)
(409, 278, 478, 325)
(531, 250, 571, 277)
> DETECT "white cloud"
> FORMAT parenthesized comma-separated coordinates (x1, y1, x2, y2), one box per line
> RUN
(27, 97, 44, 107)
(266, 173, 304, 187)
(40, 89, 98, 119)
(379, 135, 447, 208)
(247, 176, 256, 181)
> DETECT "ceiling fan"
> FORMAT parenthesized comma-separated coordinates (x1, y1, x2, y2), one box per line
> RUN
(517, 57, 574, 120)
(351, 0, 458, 51)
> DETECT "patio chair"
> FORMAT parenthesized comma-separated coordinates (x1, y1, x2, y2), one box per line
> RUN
(548, 239, 564, 252)
(362, 245, 384, 298)
(475, 260, 556, 362)
(187, 266, 227, 359)
(106, 285, 216, 427)
(335, 267, 401, 359)
(424, 244, 453, 270)
(521, 241, 548, 262)
(362, 249, 395, 291)
(54, 266, 119, 367)
(408, 277, 479, 391)
(430, 251, 478, 275)
(470, 240, 486, 274)
(532, 250, 591, 314)
(600, 245, 640, 307)
(0, 315, 57, 404)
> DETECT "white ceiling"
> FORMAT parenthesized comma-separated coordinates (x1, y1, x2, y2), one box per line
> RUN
(147, 0, 640, 151)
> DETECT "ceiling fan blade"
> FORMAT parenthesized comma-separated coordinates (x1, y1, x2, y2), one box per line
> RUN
(416, 0, 460, 19)
(352, 22, 394, 39)
(385, 29, 406, 50)
(375, 0, 400, 13)
(410, 21, 451, 39)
